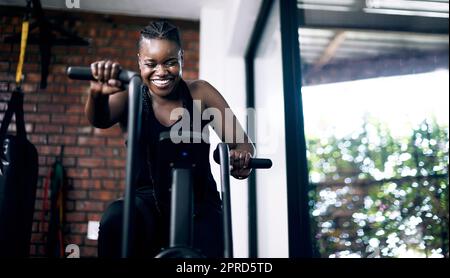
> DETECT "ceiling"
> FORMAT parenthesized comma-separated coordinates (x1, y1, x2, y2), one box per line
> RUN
(299, 28, 449, 67)
(1, 0, 448, 70)
(297, 0, 449, 18)
(0, 0, 214, 20)
(296, 0, 449, 68)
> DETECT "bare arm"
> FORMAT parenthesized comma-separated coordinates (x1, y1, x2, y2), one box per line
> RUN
(84, 61, 128, 129)
(194, 80, 255, 179)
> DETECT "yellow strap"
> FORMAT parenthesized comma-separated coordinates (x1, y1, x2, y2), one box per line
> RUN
(15, 20, 29, 85)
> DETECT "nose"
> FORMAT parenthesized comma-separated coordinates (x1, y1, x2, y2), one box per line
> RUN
(154, 64, 168, 75)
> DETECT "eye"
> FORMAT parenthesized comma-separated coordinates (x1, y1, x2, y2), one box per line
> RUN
(165, 60, 178, 67)
(144, 63, 156, 68)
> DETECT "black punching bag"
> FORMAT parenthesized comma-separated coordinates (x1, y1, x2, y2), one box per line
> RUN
(0, 88, 38, 257)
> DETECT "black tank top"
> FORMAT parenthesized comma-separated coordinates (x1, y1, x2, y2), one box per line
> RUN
(136, 80, 220, 210)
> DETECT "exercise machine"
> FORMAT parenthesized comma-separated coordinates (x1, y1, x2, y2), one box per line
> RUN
(154, 132, 272, 258)
(66, 66, 272, 258)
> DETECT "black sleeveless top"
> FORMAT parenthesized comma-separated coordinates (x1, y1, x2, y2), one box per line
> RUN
(136, 80, 220, 211)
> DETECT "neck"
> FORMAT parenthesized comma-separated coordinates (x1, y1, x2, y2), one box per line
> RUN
(148, 80, 183, 106)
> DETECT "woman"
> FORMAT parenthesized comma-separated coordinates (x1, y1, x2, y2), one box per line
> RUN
(85, 21, 255, 258)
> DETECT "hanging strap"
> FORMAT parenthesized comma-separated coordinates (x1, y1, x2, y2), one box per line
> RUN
(0, 88, 27, 176)
(15, 0, 31, 85)
(0, 1, 32, 175)
(0, 88, 26, 140)
(15, 20, 29, 85)
(0, 0, 30, 143)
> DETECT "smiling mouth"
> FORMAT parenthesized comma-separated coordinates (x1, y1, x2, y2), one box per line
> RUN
(151, 78, 174, 89)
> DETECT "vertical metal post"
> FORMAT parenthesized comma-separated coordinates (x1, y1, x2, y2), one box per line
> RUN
(218, 143, 233, 258)
(279, 0, 313, 257)
(122, 76, 142, 258)
(169, 169, 193, 247)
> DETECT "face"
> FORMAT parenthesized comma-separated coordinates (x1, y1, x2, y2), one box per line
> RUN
(138, 38, 183, 98)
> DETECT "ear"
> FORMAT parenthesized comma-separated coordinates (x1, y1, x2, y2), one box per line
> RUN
(137, 53, 142, 70)
(179, 49, 184, 67)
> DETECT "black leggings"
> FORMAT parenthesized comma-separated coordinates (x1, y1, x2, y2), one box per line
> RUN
(97, 187, 224, 258)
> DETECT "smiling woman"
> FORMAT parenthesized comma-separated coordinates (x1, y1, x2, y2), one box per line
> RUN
(83, 20, 255, 258)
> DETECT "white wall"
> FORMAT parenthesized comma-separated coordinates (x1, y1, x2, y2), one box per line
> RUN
(253, 0, 289, 257)
(200, 0, 289, 258)
(199, 0, 262, 258)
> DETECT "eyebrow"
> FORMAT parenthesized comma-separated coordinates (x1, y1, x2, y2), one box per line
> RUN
(142, 57, 178, 62)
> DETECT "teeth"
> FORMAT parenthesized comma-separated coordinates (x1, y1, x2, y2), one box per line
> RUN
(152, 79, 171, 87)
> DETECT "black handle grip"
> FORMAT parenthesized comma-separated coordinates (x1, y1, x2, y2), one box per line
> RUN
(213, 147, 272, 169)
(66, 66, 139, 83)
(66, 66, 95, 81)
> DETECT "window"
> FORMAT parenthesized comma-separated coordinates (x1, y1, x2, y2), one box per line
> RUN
(299, 1, 449, 258)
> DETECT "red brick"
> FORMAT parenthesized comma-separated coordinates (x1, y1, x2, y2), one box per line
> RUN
(52, 74, 70, 83)
(72, 179, 102, 190)
(29, 134, 47, 144)
(87, 212, 103, 222)
(78, 158, 105, 168)
(78, 136, 105, 146)
(90, 169, 114, 178)
(29, 245, 36, 256)
(2, 11, 200, 257)
(65, 126, 93, 134)
(37, 103, 65, 113)
(106, 159, 125, 168)
(24, 114, 50, 123)
(65, 212, 87, 222)
(45, 84, 67, 94)
(34, 199, 44, 211)
(48, 135, 77, 145)
(106, 137, 124, 146)
(88, 190, 116, 201)
(25, 93, 52, 103)
(68, 223, 88, 234)
(94, 127, 122, 137)
(66, 168, 89, 178)
(52, 64, 68, 74)
(64, 146, 90, 156)
(61, 157, 76, 167)
(22, 63, 39, 72)
(37, 146, 61, 156)
(67, 190, 88, 200)
(26, 73, 41, 82)
(7, 123, 33, 133)
(23, 103, 37, 112)
(52, 95, 80, 104)
(66, 105, 85, 113)
(84, 239, 98, 247)
(75, 200, 104, 212)
(22, 83, 37, 93)
(34, 124, 63, 133)
(65, 200, 75, 211)
(102, 180, 119, 190)
(80, 246, 97, 258)
(51, 114, 80, 125)
(66, 56, 84, 64)
(92, 147, 122, 157)
(67, 85, 88, 94)
(65, 234, 84, 245)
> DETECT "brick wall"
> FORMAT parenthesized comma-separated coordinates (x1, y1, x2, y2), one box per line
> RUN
(0, 7, 199, 257)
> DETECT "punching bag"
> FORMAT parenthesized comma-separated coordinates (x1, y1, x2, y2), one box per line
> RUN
(0, 88, 38, 257)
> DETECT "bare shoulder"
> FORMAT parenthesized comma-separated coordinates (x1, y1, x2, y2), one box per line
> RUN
(185, 79, 229, 110)
(185, 79, 221, 103)
(186, 79, 216, 96)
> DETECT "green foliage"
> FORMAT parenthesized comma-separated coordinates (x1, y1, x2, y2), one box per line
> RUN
(307, 117, 449, 258)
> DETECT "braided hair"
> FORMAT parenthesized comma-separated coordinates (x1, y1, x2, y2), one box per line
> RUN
(138, 20, 182, 50)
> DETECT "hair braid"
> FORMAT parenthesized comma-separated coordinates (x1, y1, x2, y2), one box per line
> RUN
(138, 20, 182, 49)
